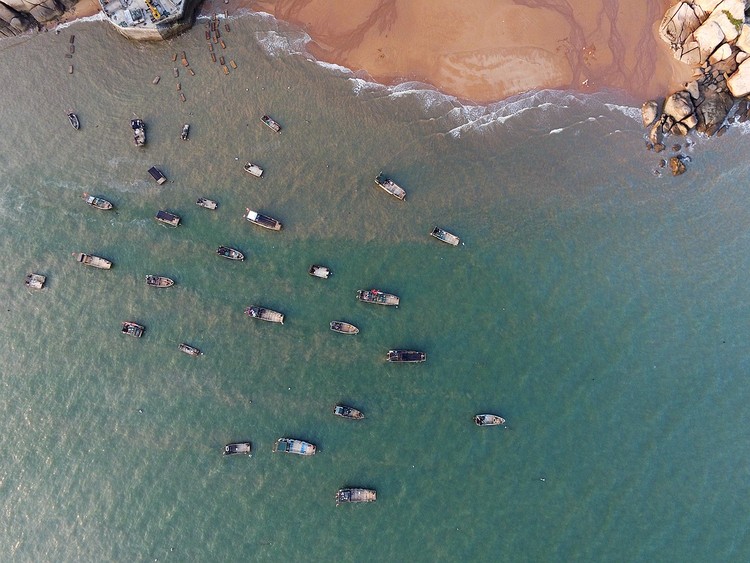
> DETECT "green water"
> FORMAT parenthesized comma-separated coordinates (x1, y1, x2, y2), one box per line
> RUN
(2, 12, 750, 562)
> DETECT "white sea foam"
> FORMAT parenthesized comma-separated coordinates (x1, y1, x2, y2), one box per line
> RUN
(53, 11, 106, 31)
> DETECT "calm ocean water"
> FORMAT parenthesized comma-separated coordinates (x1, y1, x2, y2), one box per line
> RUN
(2, 11, 750, 562)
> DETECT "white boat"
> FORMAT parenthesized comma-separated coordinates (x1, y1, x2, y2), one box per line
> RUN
(75, 253, 112, 269)
(474, 414, 506, 426)
(145, 275, 174, 288)
(217, 246, 244, 260)
(430, 226, 460, 246)
(25, 273, 46, 289)
(244, 208, 282, 231)
(375, 172, 406, 200)
(333, 404, 364, 419)
(243, 163, 264, 177)
(244, 306, 284, 324)
(261, 114, 281, 133)
(196, 197, 218, 210)
(68, 112, 80, 130)
(82, 193, 113, 210)
(121, 321, 144, 338)
(273, 438, 316, 456)
(308, 265, 330, 279)
(330, 321, 359, 335)
(224, 442, 252, 456)
(178, 343, 202, 356)
(181, 124, 189, 140)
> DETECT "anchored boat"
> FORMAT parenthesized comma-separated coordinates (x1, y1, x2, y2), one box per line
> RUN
(308, 265, 330, 279)
(25, 273, 46, 289)
(333, 404, 364, 420)
(131, 118, 146, 146)
(155, 210, 181, 227)
(224, 442, 252, 456)
(356, 289, 399, 306)
(387, 350, 426, 363)
(82, 193, 113, 210)
(121, 321, 144, 338)
(330, 321, 359, 335)
(148, 166, 167, 185)
(430, 226, 460, 246)
(261, 114, 281, 133)
(216, 246, 244, 261)
(474, 414, 506, 426)
(75, 253, 112, 269)
(244, 208, 282, 231)
(375, 172, 406, 200)
(68, 112, 80, 130)
(178, 343, 202, 356)
(145, 275, 174, 288)
(196, 197, 218, 210)
(181, 123, 190, 140)
(335, 488, 376, 505)
(243, 162, 263, 177)
(244, 306, 284, 324)
(273, 438, 316, 456)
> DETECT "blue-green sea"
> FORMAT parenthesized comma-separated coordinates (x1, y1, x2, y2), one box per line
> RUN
(3, 10, 750, 562)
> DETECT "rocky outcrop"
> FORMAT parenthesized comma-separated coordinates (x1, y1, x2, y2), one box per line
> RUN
(0, 0, 73, 35)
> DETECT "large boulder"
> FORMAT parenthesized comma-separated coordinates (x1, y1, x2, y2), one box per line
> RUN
(728, 57, 750, 96)
(709, 43, 733, 64)
(660, 2, 703, 48)
(736, 25, 750, 54)
(694, 0, 725, 12)
(2, 0, 63, 22)
(695, 90, 733, 132)
(670, 156, 687, 176)
(642, 100, 661, 127)
(664, 90, 696, 122)
(693, 20, 726, 62)
(705, 0, 746, 43)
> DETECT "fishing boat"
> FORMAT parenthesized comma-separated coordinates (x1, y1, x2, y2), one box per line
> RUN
(308, 265, 330, 279)
(178, 343, 202, 356)
(261, 114, 281, 133)
(82, 193, 113, 210)
(216, 246, 244, 260)
(155, 210, 180, 227)
(148, 166, 167, 185)
(131, 118, 146, 146)
(25, 273, 46, 289)
(145, 275, 174, 288)
(121, 321, 144, 338)
(243, 162, 264, 177)
(386, 350, 426, 363)
(333, 404, 364, 420)
(181, 123, 190, 140)
(68, 112, 80, 130)
(330, 321, 359, 335)
(196, 197, 218, 210)
(335, 488, 376, 505)
(75, 253, 112, 269)
(430, 226, 460, 246)
(273, 438, 316, 456)
(223, 442, 252, 456)
(375, 172, 406, 201)
(244, 208, 282, 231)
(474, 414, 506, 426)
(244, 306, 284, 324)
(356, 289, 399, 306)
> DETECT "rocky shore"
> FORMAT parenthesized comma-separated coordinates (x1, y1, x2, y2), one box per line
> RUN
(644, 0, 750, 174)
(0, 0, 75, 36)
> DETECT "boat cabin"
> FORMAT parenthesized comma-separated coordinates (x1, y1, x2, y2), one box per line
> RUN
(155, 210, 180, 227)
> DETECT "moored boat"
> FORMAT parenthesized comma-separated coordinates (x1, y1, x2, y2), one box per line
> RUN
(261, 114, 281, 132)
(244, 208, 282, 231)
(82, 193, 113, 210)
(224, 442, 252, 456)
(181, 123, 190, 140)
(121, 321, 144, 338)
(243, 162, 264, 177)
(148, 166, 167, 185)
(244, 306, 284, 324)
(335, 488, 376, 505)
(155, 210, 180, 227)
(330, 321, 359, 335)
(75, 253, 112, 269)
(196, 197, 218, 210)
(375, 172, 406, 201)
(333, 404, 364, 420)
(25, 273, 46, 289)
(308, 265, 330, 279)
(386, 350, 426, 363)
(178, 342, 202, 356)
(474, 414, 506, 426)
(131, 118, 146, 146)
(216, 246, 244, 260)
(356, 289, 399, 306)
(145, 275, 174, 288)
(68, 112, 80, 130)
(273, 438, 316, 456)
(430, 226, 460, 246)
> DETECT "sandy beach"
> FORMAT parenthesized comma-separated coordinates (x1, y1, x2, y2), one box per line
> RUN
(61, 0, 691, 104)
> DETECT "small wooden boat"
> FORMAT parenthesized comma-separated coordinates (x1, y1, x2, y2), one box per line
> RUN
(474, 414, 506, 426)
(178, 342, 202, 356)
(243, 162, 263, 177)
(25, 273, 46, 289)
(148, 166, 167, 185)
(387, 350, 426, 363)
(261, 114, 281, 133)
(131, 118, 146, 146)
(82, 193, 113, 210)
(181, 124, 190, 140)
(244, 208, 282, 231)
(75, 253, 112, 269)
(273, 438, 316, 456)
(216, 246, 244, 260)
(121, 321, 144, 338)
(68, 112, 80, 130)
(155, 210, 180, 227)
(356, 289, 399, 306)
(224, 442, 252, 456)
(335, 488, 376, 505)
(430, 226, 460, 246)
(196, 197, 218, 210)
(145, 275, 174, 288)
(375, 172, 406, 201)
(244, 306, 284, 324)
(333, 404, 364, 420)
(330, 321, 359, 335)
(308, 265, 330, 279)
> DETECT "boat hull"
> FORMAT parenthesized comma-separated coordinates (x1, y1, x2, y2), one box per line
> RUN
(224, 442, 252, 455)
(131, 119, 146, 146)
(178, 343, 202, 356)
(68, 113, 80, 130)
(430, 226, 460, 246)
(333, 405, 364, 419)
(244, 163, 264, 177)
(25, 273, 46, 289)
(375, 172, 406, 200)
(261, 115, 281, 132)
(244, 209, 282, 231)
(475, 414, 506, 426)
(336, 488, 376, 505)
(76, 253, 112, 269)
(245, 306, 284, 324)
(217, 246, 244, 260)
(330, 321, 359, 335)
(356, 289, 399, 306)
(145, 275, 174, 288)
(121, 321, 144, 337)
(387, 350, 426, 363)
(155, 210, 180, 227)
(83, 193, 113, 210)
(196, 198, 218, 210)
(309, 265, 331, 279)
(273, 438, 316, 455)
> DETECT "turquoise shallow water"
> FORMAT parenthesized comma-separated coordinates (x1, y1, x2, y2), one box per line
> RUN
(3, 11, 750, 562)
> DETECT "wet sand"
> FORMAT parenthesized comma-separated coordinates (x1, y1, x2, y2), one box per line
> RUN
(62, 0, 691, 104)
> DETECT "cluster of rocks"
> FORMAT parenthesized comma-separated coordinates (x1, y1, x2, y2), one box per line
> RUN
(0, 0, 76, 36)
(643, 0, 750, 174)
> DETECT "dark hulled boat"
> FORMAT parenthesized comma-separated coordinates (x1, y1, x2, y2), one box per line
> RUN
(356, 289, 399, 306)
(68, 112, 80, 130)
(223, 442, 252, 455)
(216, 246, 244, 260)
(333, 404, 364, 420)
(261, 114, 281, 132)
(386, 350, 426, 363)
(335, 488, 376, 505)
(131, 118, 146, 146)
